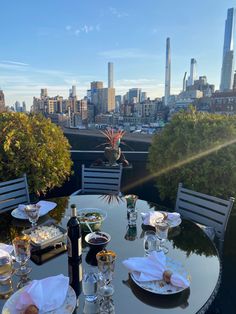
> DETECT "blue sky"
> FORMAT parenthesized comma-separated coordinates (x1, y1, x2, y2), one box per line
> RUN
(0, 0, 235, 108)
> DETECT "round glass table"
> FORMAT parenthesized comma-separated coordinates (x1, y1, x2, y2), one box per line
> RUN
(0, 195, 221, 313)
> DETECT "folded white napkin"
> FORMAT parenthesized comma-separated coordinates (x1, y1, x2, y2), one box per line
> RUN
(16, 274, 69, 312)
(18, 201, 56, 215)
(141, 211, 180, 227)
(123, 251, 189, 289)
(0, 243, 13, 254)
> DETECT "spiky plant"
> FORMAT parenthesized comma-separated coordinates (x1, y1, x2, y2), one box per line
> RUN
(100, 129, 126, 149)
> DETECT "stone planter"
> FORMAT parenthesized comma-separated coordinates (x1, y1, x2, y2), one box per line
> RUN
(104, 147, 121, 166)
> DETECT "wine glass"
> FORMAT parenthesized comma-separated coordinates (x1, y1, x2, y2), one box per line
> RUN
(96, 250, 116, 297)
(155, 220, 170, 254)
(0, 249, 13, 298)
(13, 235, 31, 276)
(143, 230, 157, 256)
(24, 204, 40, 227)
(82, 271, 98, 302)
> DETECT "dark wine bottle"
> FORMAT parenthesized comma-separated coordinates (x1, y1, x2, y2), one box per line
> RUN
(68, 259, 82, 298)
(67, 204, 82, 262)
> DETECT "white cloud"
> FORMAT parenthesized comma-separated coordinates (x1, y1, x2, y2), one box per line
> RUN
(83, 26, 89, 33)
(1, 60, 29, 66)
(65, 25, 72, 31)
(109, 7, 128, 18)
(66, 24, 100, 37)
(0, 62, 29, 71)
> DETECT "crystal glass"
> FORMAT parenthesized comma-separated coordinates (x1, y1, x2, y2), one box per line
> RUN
(124, 194, 138, 209)
(0, 249, 13, 298)
(100, 295, 115, 314)
(127, 208, 138, 226)
(124, 225, 137, 241)
(24, 204, 40, 227)
(82, 271, 98, 302)
(155, 220, 170, 254)
(96, 250, 116, 296)
(13, 235, 31, 276)
(143, 230, 157, 256)
(83, 298, 99, 314)
(16, 273, 31, 290)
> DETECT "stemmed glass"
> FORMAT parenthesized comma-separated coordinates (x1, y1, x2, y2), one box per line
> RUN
(96, 250, 116, 297)
(155, 219, 170, 254)
(24, 204, 40, 227)
(13, 235, 31, 276)
(82, 271, 98, 302)
(143, 230, 157, 256)
(0, 249, 13, 298)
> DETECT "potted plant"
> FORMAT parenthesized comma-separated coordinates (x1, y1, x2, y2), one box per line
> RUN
(0, 112, 73, 196)
(100, 129, 125, 166)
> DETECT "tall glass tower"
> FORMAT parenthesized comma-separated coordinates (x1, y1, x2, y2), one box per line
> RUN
(220, 8, 235, 91)
(164, 37, 171, 106)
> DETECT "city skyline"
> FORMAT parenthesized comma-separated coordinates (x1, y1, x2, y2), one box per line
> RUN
(0, 0, 235, 108)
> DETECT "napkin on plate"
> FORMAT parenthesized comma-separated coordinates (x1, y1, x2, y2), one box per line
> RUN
(0, 243, 13, 254)
(141, 211, 180, 227)
(16, 274, 69, 312)
(123, 251, 189, 288)
(18, 201, 56, 215)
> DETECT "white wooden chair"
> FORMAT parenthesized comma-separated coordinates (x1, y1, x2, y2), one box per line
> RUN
(175, 183, 234, 249)
(71, 164, 123, 196)
(0, 174, 30, 213)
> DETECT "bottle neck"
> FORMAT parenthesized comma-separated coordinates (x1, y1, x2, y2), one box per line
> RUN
(71, 207, 77, 217)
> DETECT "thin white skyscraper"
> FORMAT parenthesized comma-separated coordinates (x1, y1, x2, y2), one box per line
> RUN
(189, 58, 197, 86)
(108, 62, 114, 88)
(164, 38, 171, 106)
(220, 8, 236, 91)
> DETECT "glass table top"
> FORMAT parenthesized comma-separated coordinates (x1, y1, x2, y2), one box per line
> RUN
(0, 195, 220, 313)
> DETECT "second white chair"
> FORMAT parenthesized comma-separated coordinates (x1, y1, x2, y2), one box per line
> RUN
(175, 183, 234, 246)
(71, 164, 123, 196)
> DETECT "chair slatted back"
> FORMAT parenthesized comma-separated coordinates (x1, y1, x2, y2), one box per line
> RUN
(175, 183, 234, 241)
(81, 164, 122, 194)
(0, 174, 30, 213)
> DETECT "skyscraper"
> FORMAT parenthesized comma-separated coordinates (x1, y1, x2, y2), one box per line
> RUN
(189, 58, 197, 86)
(164, 38, 171, 106)
(220, 8, 236, 91)
(0, 89, 5, 112)
(108, 62, 114, 88)
(72, 85, 76, 97)
(40, 88, 48, 98)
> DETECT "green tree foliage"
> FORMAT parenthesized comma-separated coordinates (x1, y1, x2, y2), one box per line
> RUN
(0, 112, 73, 195)
(148, 109, 236, 202)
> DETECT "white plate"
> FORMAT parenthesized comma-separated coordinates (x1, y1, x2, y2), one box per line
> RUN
(131, 257, 189, 295)
(11, 201, 57, 220)
(2, 285, 76, 314)
(77, 208, 107, 225)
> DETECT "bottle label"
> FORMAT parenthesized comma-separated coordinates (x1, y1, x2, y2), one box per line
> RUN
(67, 236, 72, 258)
(78, 236, 82, 257)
